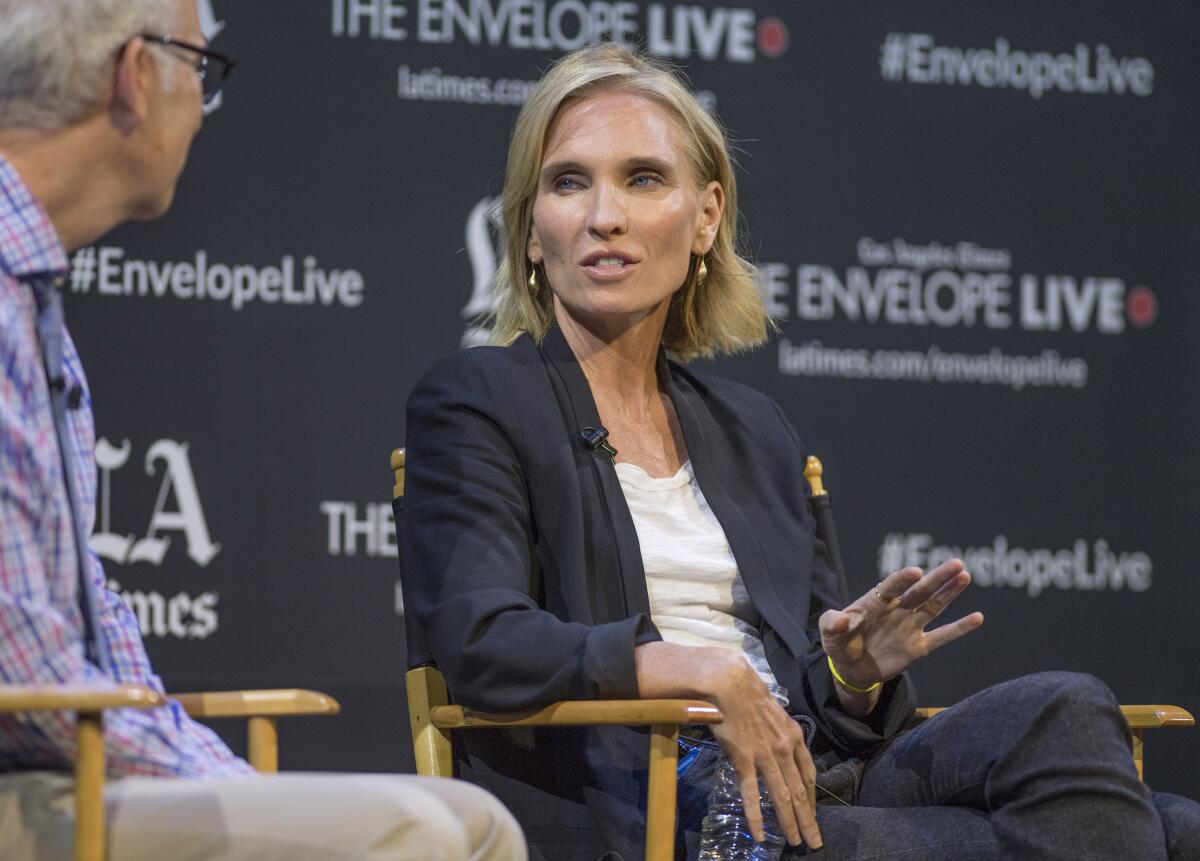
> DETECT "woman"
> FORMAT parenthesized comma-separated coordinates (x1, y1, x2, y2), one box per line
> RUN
(403, 43, 1200, 860)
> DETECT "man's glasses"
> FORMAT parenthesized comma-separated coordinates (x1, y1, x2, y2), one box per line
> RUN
(139, 33, 236, 106)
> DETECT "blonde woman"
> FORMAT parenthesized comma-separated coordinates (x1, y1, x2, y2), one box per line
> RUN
(403, 43, 1199, 861)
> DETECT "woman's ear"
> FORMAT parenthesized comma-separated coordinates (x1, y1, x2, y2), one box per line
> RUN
(692, 180, 725, 255)
(527, 225, 544, 265)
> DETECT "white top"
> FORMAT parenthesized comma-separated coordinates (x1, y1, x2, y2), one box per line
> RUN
(615, 460, 787, 704)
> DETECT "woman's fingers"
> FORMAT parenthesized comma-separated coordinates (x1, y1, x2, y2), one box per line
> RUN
(795, 745, 822, 847)
(911, 570, 972, 621)
(818, 608, 850, 640)
(924, 611, 985, 651)
(896, 559, 964, 609)
(758, 759, 801, 845)
(875, 566, 923, 603)
(736, 764, 768, 843)
(711, 668, 823, 849)
(878, 560, 971, 612)
(724, 720, 821, 848)
(761, 751, 822, 849)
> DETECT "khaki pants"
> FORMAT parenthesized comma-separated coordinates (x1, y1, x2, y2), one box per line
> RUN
(0, 772, 526, 860)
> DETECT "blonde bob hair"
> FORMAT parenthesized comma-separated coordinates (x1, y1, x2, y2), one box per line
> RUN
(489, 43, 769, 362)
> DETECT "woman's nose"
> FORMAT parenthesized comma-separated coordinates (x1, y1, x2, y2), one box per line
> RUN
(586, 183, 628, 238)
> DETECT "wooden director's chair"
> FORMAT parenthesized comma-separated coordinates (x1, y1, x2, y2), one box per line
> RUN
(391, 447, 1194, 861)
(0, 685, 340, 861)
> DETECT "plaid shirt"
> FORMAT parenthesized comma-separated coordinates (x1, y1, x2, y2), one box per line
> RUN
(0, 153, 250, 777)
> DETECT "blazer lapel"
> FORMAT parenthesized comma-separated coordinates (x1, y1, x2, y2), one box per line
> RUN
(537, 327, 652, 618)
(665, 365, 804, 645)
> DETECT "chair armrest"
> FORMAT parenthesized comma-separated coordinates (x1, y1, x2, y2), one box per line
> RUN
(172, 689, 340, 774)
(431, 699, 722, 729)
(1118, 705, 1195, 729)
(0, 684, 164, 712)
(171, 688, 340, 719)
(916, 704, 1194, 729)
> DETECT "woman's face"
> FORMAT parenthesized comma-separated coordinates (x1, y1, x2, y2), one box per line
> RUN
(528, 90, 723, 333)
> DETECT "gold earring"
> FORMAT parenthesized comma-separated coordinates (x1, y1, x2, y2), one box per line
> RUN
(696, 257, 708, 286)
(528, 267, 538, 291)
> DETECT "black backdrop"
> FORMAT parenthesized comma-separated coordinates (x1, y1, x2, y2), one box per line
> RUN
(68, 0, 1198, 797)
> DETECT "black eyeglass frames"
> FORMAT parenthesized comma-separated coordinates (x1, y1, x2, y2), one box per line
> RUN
(139, 33, 236, 105)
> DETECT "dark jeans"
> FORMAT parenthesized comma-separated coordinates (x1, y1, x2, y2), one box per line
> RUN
(678, 672, 1200, 861)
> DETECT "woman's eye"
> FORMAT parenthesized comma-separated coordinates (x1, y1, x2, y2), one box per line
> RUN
(631, 173, 663, 188)
(553, 176, 583, 191)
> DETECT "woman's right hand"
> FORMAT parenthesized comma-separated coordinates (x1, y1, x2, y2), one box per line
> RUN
(634, 641, 821, 850)
(708, 652, 822, 850)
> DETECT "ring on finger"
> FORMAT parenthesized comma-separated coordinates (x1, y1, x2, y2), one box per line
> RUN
(874, 585, 897, 605)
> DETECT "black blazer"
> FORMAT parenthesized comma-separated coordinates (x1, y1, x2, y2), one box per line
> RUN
(402, 326, 915, 859)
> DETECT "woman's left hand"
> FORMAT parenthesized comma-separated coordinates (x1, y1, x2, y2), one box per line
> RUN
(818, 558, 985, 690)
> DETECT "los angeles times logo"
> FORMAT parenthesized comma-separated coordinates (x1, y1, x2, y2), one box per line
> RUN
(93, 438, 222, 641)
(462, 196, 503, 346)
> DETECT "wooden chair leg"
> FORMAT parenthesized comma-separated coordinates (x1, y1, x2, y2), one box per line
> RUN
(75, 710, 105, 861)
(645, 724, 680, 861)
(406, 667, 454, 777)
(1131, 729, 1144, 781)
(247, 715, 279, 773)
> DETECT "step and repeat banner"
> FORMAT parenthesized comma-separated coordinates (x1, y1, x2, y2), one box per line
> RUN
(69, 1, 1199, 792)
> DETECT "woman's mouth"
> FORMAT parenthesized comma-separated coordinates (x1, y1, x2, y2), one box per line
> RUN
(581, 253, 639, 281)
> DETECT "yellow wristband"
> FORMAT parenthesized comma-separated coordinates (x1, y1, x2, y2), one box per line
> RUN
(827, 655, 882, 695)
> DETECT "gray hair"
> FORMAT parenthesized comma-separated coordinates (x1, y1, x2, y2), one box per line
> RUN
(0, 0, 178, 131)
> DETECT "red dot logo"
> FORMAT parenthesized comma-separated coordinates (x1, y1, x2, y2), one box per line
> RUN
(1127, 285, 1157, 328)
(757, 17, 789, 58)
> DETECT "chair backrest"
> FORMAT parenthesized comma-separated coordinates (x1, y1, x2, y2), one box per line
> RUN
(391, 448, 436, 670)
(802, 455, 851, 603)
(392, 449, 456, 775)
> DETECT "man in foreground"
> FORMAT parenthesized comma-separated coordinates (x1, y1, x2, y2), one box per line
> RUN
(0, 0, 525, 857)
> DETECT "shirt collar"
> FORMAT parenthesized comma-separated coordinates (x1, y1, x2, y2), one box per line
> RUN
(0, 151, 69, 281)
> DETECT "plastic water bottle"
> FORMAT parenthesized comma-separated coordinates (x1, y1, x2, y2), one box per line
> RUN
(698, 681, 789, 860)
(697, 752, 785, 860)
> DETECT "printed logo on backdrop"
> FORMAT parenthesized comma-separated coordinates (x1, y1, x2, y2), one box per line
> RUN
(330, 1, 785, 109)
(878, 533, 1152, 598)
(199, 0, 227, 115)
(91, 438, 221, 640)
(318, 500, 404, 616)
(462, 196, 503, 346)
(460, 214, 1161, 389)
(762, 237, 1158, 390)
(878, 34, 1154, 99)
(67, 246, 365, 312)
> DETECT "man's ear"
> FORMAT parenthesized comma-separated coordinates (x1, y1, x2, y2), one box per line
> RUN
(109, 37, 151, 135)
